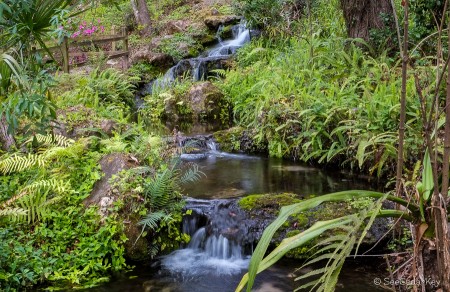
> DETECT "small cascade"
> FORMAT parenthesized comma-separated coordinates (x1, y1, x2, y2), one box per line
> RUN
(206, 139, 218, 151)
(161, 199, 252, 277)
(178, 134, 219, 160)
(140, 22, 251, 97)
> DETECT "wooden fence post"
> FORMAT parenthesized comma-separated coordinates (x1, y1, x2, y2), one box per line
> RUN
(62, 36, 70, 73)
(122, 27, 129, 69)
(111, 25, 116, 52)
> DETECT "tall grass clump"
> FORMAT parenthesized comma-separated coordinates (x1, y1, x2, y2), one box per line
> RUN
(219, 29, 424, 177)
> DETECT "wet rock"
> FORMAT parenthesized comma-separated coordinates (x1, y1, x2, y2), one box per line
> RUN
(204, 15, 242, 30)
(184, 194, 392, 259)
(213, 126, 268, 153)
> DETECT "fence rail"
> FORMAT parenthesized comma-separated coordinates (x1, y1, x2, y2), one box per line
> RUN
(38, 26, 129, 73)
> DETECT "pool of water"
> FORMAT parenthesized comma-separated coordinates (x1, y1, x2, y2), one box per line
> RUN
(182, 151, 377, 199)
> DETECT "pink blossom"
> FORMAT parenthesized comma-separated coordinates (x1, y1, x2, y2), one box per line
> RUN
(97, 19, 101, 23)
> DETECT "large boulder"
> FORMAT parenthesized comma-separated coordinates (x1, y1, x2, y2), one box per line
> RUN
(187, 81, 228, 121)
(185, 193, 392, 259)
(237, 193, 392, 257)
(84, 153, 138, 207)
(162, 81, 229, 123)
(83, 153, 151, 260)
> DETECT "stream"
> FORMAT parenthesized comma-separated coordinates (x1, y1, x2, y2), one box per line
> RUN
(92, 23, 386, 292)
(91, 140, 385, 292)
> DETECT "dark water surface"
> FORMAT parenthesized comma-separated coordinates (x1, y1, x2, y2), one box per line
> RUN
(182, 151, 377, 199)
(91, 258, 386, 292)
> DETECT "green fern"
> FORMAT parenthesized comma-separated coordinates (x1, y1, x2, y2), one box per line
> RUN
(26, 134, 74, 147)
(145, 168, 174, 209)
(1, 178, 69, 223)
(0, 207, 28, 222)
(138, 211, 172, 231)
(0, 153, 46, 174)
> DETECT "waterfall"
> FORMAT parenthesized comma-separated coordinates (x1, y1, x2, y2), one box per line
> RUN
(141, 22, 251, 96)
(161, 199, 251, 277)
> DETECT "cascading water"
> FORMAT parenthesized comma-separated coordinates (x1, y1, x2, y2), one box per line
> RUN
(142, 22, 251, 97)
(161, 199, 251, 278)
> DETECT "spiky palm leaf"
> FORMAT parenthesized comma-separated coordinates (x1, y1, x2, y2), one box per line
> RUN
(236, 190, 417, 292)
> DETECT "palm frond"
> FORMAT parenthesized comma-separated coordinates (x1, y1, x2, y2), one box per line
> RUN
(237, 191, 411, 292)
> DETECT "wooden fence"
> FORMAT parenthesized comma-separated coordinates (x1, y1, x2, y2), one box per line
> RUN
(38, 26, 129, 73)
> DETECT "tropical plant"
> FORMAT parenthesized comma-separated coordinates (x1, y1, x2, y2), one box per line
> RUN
(137, 160, 204, 255)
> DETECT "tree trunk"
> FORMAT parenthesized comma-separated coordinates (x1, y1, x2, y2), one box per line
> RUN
(130, 0, 152, 35)
(340, 0, 394, 43)
(0, 114, 15, 151)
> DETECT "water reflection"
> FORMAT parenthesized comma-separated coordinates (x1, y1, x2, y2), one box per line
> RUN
(182, 153, 375, 199)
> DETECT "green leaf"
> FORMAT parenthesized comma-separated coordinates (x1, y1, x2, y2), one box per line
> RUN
(422, 149, 433, 201)
(238, 190, 417, 292)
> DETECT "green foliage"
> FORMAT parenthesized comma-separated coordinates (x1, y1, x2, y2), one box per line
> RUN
(26, 133, 75, 147)
(128, 62, 162, 84)
(410, 0, 445, 43)
(219, 29, 422, 176)
(238, 193, 301, 211)
(0, 137, 129, 290)
(0, 207, 127, 290)
(236, 191, 411, 292)
(235, 0, 302, 35)
(76, 68, 136, 108)
(156, 33, 203, 61)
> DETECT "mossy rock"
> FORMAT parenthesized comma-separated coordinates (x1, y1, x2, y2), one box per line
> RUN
(239, 193, 301, 212)
(213, 126, 268, 153)
(123, 216, 151, 261)
(237, 193, 390, 259)
(213, 126, 244, 152)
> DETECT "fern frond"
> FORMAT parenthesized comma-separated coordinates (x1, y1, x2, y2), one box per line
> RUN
(0, 153, 46, 174)
(0, 207, 28, 222)
(145, 168, 174, 209)
(179, 164, 205, 184)
(27, 134, 74, 147)
(138, 211, 172, 231)
(21, 178, 70, 195)
(1, 178, 71, 223)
